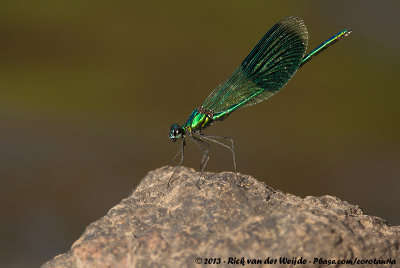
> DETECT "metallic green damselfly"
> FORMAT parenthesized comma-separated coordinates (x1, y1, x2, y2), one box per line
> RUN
(168, 16, 351, 186)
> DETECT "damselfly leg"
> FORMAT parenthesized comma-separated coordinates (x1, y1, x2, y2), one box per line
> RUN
(168, 138, 186, 187)
(189, 135, 210, 188)
(196, 133, 237, 173)
(194, 132, 244, 185)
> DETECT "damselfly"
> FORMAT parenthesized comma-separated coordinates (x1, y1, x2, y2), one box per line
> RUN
(168, 16, 351, 186)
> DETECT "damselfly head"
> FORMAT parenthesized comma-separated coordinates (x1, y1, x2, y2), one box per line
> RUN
(169, 123, 183, 142)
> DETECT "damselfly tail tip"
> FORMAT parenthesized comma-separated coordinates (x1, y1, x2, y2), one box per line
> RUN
(344, 28, 352, 37)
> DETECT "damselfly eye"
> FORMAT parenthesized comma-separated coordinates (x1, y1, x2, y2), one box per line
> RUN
(169, 123, 182, 142)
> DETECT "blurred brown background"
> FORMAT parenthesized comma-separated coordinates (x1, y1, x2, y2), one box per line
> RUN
(1, 1, 399, 267)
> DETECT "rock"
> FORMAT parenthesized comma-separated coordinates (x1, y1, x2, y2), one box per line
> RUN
(43, 166, 400, 268)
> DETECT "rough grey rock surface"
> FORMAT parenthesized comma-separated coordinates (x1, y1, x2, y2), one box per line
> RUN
(43, 166, 400, 268)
